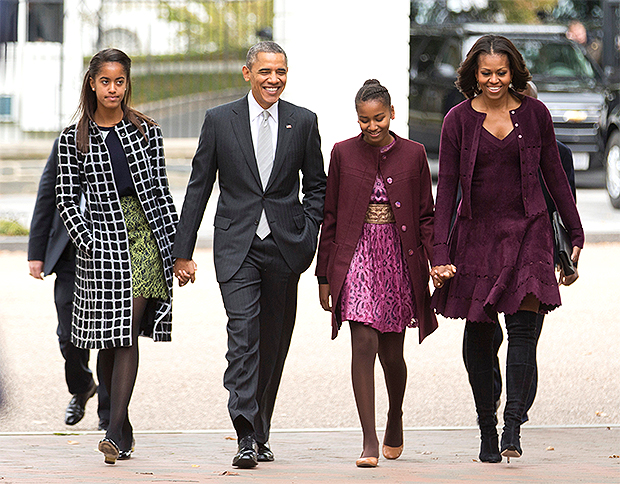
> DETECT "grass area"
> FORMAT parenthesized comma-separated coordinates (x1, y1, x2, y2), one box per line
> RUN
(0, 219, 29, 236)
(132, 71, 247, 104)
(130, 50, 247, 64)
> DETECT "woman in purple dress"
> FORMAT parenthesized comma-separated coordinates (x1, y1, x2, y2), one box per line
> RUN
(316, 80, 437, 467)
(431, 36, 583, 463)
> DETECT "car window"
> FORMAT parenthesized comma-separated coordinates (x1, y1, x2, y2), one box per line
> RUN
(436, 39, 461, 77)
(411, 37, 444, 78)
(513, 39, 596, 80)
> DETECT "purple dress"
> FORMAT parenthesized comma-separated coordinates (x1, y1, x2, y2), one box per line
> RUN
(340, 165, 417, 333)
(432, 128, 559, 323)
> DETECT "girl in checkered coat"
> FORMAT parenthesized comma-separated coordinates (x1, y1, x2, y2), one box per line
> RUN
(56, 49, 178, 465)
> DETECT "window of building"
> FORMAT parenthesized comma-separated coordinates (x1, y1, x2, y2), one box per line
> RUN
(0, 0, 19, 43)
(28, 0, 63, 43)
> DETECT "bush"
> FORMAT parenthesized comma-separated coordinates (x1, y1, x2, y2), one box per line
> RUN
(0, 220, 29, 236)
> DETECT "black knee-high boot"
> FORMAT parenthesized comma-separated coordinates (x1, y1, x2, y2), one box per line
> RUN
(465, 321, 501, 463)
(501, 310, 538, 459)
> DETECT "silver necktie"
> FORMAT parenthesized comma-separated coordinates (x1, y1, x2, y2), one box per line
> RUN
(256, 110, 273, 239)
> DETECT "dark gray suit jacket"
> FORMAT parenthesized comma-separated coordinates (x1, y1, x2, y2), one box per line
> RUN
(28, 138, 72, 275)
(173, 95, 326, 282)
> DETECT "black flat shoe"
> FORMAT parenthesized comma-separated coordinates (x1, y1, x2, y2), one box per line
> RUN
(98, 438, 120, 465)
(65, 381, 98, 426)
(118, 438, 135, 460)
(257, 442, 274, 462)
(232, 435, 258, 468)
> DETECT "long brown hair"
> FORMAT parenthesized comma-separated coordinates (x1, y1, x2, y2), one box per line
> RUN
(456, 35, 531, 100)
(74, 48, 154, 153)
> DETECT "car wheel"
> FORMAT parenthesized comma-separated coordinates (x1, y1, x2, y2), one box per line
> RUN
(606, 131, 620, 208)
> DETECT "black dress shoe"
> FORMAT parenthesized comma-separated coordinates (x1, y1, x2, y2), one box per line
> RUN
(65, 381, 97, 426)
(232, 435, 258, 468)
(257, 442, 274, 462)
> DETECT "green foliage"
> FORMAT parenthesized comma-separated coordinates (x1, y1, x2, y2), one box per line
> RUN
(132, 71, 247, 104)
(0, 219, 29, 236)
(158, 0, 273, 54)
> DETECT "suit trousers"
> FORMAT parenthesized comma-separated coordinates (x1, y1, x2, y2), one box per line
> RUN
(54, 245, 110, 421)
(220, 234, 300, 444)
(54, 244, 94, 395)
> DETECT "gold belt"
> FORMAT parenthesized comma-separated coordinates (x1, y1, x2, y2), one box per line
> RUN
(364, 203, 395, 224)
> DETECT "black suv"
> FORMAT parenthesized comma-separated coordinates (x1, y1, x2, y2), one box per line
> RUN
(409, 23, 620, 207)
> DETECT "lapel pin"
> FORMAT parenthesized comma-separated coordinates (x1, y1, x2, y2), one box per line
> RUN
(286, 124, 292, 129)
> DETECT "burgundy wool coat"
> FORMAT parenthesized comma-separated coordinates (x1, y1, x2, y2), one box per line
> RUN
(315, 133, 438, 342)
(433, 97, 584, 267)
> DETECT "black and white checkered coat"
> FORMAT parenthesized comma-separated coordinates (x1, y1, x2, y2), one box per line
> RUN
(56, 118, 178, 349)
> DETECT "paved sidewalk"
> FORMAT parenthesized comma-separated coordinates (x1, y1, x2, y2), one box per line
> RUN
(1, 427, 618, 483)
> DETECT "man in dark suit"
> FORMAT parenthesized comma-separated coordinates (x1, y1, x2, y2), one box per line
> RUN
(173, 41, 326, 468)
(28, 139, 109, 429)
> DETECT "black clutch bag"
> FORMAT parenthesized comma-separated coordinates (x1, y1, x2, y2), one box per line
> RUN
(552, 211, 575, 276)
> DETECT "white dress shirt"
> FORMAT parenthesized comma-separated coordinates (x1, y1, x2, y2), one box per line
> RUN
(248, 92, 279, 164)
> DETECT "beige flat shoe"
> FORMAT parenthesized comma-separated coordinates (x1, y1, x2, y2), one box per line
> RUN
(382, 443, 404, 460)
(356, 456, 378, 467)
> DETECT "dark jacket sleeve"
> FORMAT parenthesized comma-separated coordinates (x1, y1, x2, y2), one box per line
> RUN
(172, 109, 218, 260)
(558, 141, 576, 200)
(538, 111, 584, 248)
(28, 139, 59, 261)
(300, 112, 327, 243)
(540, 141, 576, 214)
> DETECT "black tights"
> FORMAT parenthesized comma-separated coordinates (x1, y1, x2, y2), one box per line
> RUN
(98, 297, 147, 451)
(350, 322, 407, 458)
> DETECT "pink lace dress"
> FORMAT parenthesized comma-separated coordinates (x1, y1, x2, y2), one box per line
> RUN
(340, 170, 417, 333)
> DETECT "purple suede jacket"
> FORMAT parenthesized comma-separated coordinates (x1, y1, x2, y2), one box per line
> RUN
(433, 96, 585, 267)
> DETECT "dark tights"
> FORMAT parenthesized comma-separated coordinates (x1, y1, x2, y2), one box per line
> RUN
(98, 297, 147, 451)
(350, 322, 407, 458)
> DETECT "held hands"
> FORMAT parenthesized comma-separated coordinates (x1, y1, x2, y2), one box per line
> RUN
(173, 258, 197, 287)
(430, 264, 457, 288)
(319, 283, 332, 312)
(559, 246, 581, 286)
(28, 260, 44, 280)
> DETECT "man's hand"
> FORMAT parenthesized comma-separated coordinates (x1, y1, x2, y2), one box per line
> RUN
(173, 258, 197, 287)
(28, 260, 44, 280)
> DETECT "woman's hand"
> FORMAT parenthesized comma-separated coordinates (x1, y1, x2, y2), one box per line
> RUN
(430, 264, 457, 288)
(174, 258, 197, 287)
(319, 283, 332, 311)
(559, 246, 581, 286)
(559, 266, 578, 286)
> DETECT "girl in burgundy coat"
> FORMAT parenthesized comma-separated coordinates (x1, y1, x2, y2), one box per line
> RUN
(316, 80, 437, 467)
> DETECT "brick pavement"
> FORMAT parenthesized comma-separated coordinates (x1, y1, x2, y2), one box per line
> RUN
(1, 427, 618, 483)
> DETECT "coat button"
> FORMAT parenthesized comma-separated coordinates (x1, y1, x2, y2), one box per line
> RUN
(382, 155, 387, 160)
(401, 225, 407, 232)
(408, 248, 414, 256)
(518, 134, 522, 138)
(386, 177, 393, 184)
(511, 110, 515, 114)
(514, 123, 519, 127)
(395, 201, 401, 208)
(254, 220, 259, 225)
